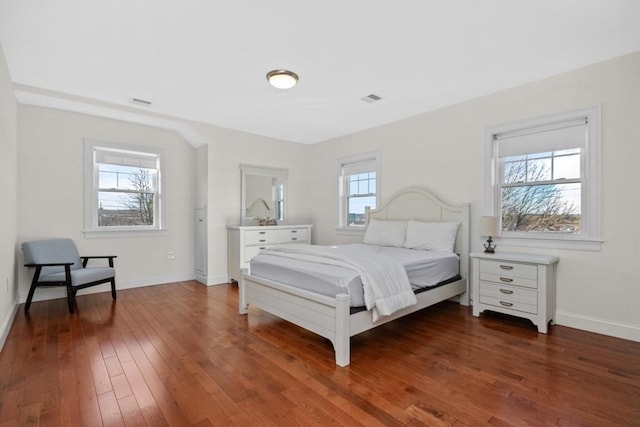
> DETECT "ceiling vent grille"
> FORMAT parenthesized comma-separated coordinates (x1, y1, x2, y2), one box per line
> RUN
(131, 97, 152, 106)
(361, 93, 382, 103)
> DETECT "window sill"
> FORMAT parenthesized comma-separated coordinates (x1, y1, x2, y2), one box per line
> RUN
(335, 226, 366, 236)
(495, 236, 602, 252)
(83, 228, 168, 239)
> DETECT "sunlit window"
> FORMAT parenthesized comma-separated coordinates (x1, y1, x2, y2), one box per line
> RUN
(338, 152, 380, 229)
(485, 106, 601, 249)
(85, 140, 165, 234)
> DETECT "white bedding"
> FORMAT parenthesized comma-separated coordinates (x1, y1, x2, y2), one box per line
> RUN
(250, 243, 460, 318)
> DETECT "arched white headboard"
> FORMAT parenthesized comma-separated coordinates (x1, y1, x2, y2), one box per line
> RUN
(366, 186, 470, 281)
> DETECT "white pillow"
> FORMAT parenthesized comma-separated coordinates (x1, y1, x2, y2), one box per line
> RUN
(404, 220, 460, 252)
(363, 219, 407, 247)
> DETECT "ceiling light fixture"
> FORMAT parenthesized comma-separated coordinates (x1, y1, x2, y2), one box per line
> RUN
(266, 69, 299, 89)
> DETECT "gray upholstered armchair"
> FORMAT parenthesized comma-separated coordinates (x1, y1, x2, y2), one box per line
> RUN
(22, 238, 117, 314)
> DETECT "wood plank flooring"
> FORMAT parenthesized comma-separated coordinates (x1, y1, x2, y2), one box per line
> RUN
(1, 281, 638, 426)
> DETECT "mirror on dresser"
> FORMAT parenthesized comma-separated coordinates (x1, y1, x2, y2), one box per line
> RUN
(240, 164, 287, 225)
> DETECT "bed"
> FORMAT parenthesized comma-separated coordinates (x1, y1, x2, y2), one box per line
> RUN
(238, 186, 470, 366)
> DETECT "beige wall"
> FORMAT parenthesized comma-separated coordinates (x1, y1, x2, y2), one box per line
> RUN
(0, 43, 18, 346)
(305, 51, 640, 341)
(16, 106, 197, 301)
(191, 123, 312, 284)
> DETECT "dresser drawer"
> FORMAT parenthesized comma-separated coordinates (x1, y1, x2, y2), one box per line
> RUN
(244, 229, 278, 246)
(244, 245, 268, 260)
(278, 228, 309, 243)
(479, 282, 537, 306)
(479, 260, 537, 289)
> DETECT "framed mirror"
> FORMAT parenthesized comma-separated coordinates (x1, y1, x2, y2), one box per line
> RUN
(240, 164, 287, 224)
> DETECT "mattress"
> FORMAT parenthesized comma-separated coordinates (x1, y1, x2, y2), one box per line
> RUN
(249, 243, 460, 307)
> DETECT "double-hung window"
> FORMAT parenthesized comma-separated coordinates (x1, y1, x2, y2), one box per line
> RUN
(85, 140, 165, 235)
(338, 152, 380, 229)
(485, 106, 601, 250)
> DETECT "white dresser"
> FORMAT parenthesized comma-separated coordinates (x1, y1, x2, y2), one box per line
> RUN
(470, 252, 559, 333)
(227, 224, 313, 282)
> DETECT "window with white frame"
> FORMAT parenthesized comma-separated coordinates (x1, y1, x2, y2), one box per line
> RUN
(338, 152, 380, 228)
(85, 140, 165, 234)
(485, 106, 601, 249)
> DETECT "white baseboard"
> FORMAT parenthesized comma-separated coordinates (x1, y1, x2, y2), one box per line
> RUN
(19, 273, 198, 303)
(204, 274, 229, 286)
(555, 310, 640, 342)
(0, 302, 18, 351)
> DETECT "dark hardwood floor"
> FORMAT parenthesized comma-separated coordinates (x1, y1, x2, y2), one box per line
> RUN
(0, 281, 638, 426)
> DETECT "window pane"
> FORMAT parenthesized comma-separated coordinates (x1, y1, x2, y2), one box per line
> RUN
(98, 164, 156, 192)
(553, 153, 580, 180)
(347, 195, 376, 226)
(348, 172, 376, 196)
(501, 183, 581, 233)
(98, 191, 154, 226)
(526, 158, 551, 182)
(503, 160, 526, 184)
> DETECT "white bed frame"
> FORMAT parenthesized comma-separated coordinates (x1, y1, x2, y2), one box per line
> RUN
(239, 186, 470, 367)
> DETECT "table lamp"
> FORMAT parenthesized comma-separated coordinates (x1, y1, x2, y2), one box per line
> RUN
(480, 216, 499, 253)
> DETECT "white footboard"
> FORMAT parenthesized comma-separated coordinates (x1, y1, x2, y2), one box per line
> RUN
(240, 273, 352, 366)
(240, 272, 467, 367)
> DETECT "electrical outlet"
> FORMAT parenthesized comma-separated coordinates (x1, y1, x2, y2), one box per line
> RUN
(167, 251, 175, 260)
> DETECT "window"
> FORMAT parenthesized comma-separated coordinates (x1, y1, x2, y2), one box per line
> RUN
(85, 140, 165, 235)
(338, 152, 380, 229)
(485, 106, 601, 250)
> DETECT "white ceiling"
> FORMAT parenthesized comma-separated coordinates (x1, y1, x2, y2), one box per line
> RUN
(1, 1, 639, 145)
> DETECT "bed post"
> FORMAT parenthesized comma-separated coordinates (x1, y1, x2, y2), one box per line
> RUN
(238, 268, 248, 315)
(334, 293, 351, 367)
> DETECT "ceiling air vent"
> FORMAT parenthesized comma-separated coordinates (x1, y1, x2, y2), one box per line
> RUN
(130, 97, 152, 106)
(361, 93, 382, 103)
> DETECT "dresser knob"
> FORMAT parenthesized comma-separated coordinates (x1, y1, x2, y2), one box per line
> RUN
(499, 277, 514, 283)
(499, 301, 514, 307)
(500, 265, 514, 270)
(500, 289, 514, 294)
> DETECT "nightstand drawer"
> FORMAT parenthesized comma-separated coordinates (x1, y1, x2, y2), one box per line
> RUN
(479, 282, 537, 306)
(479, 294, 537, 314)
(480, 260, 537, 289)
(480, 260, 537, 279)
(244, 230, 278, 245)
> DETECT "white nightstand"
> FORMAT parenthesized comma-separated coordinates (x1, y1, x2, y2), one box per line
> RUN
(470, 252, 559, 333)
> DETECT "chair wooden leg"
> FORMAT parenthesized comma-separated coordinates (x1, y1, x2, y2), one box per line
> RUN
(67, 286, 76, 314)
(110, 279, 117, 300)
(25, 266, 43, 314)
(24, 283, 38, 313)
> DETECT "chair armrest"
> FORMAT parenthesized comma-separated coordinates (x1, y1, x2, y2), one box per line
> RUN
(24, 262, 74, 268)
(81, 255, 117, 268)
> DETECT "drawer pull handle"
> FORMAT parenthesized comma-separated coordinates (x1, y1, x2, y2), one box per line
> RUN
(291, 237, 298, 241)
(500, 289, 513, 295)
(259, 231, 266, 234)
(499, 301, 514, 307)
(259, 239, 266, 243)
(259, 247, 266, 250)
(499, 277, 513, 283)
(500, 265, 514, 270)
(291, 230, 298, 233)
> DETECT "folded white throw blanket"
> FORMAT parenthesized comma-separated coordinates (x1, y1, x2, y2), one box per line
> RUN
(261, 244, 417, 322)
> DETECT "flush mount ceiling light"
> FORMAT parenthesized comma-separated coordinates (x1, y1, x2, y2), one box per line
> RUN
(266, 69, 299, 89)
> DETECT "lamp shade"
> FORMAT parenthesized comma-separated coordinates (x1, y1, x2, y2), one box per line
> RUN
(480, 216, 499, 237)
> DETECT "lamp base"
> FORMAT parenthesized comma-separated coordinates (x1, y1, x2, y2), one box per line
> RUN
(484, 237, 496, 254)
